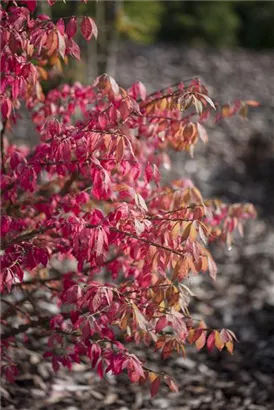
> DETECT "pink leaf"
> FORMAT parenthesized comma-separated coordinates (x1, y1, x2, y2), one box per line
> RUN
(66, 17, 77, 38)
(165, 376, 179, 393)
(208, 256, 217, 280)
(155, 316, 167, 333)
(56, 18, 65, 35)
(1, 98, 12, 119)
(197, 122, 208, 144)
(81, 17, 98, 41)
(207, 331, 215, 352)
(57, 31, 66, 59)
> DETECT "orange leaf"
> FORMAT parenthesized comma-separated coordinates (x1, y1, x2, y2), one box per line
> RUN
(221, 104, 232, 117)
(189, 223, 197, 241)
(158, 98, 167, 111)
(215, 331, 224, 351)
(183, 122, 196, 140)
(172, 258, 188, 280)
(115, 137, 125, 162)
(171, 221, 181, 239)
(245, 100, 260, 107)
(155, 336, 166, 351)
(195, 331, 206, 350)
(153, 287, 165, 304)
(120, 312, 129, 331)
(46, 31, 58, 56)
(181, 222, 192, 242)
(37, 66, 48, 80)
(226, 341, 234, 354)
(162, 340, 173, 359)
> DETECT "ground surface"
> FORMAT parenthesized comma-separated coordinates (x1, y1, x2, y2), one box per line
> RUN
(2, 44, 274, 410)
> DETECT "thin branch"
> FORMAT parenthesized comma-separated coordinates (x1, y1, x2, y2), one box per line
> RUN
(145, 77, 201, 100)
(1, 224, 54, 250)
(1, 316, 50, 340)
(110, 228, 185, 258)
(59, 172, 77, 196)
(11, 275, 61, 288)
(145, 216, 197, 222)
(1, 120, 7, 174)
(1, 299, 30, 320)
(140, 90, 182, 109)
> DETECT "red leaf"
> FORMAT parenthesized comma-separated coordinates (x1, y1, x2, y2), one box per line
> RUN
(5, 365, 18, 383)
(188, 328, 203, 344)
(66, 17, 77, 39)
(145, 162, 153, 183)
(150, 376, 161, 397)
(82, 319, 91, 339)
(21, 0, 37, 12)
(81, 17, 98, 41)
(155, 316, 167, 333)
(52, 356, 60, 373)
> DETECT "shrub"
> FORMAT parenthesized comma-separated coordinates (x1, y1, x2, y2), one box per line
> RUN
(0, 0, 257, 396)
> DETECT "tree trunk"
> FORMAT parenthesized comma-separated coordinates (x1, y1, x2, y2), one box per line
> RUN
(87, 0, 122, 80)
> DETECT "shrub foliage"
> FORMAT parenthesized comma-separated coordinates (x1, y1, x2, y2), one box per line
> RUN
(0, 0, 257, 396)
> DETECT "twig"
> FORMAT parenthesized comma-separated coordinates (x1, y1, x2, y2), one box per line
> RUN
(59, 172, 77, 196)
(145, 77, 201, 99)
(1, 225, 54, 250)
(110, 228, 185, 258)
(1, 119, 7, 174)
(1, 316, 51, 340)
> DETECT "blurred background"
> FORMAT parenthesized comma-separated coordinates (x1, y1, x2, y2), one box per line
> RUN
(5, 1, 274, 410)
(35, 0, 274, 83)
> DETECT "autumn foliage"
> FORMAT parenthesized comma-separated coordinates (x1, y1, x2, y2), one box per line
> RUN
(0, 0, 257, 397)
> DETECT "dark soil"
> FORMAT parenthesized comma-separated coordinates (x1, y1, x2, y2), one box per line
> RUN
(2, 43, 274, 410)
